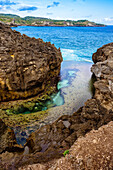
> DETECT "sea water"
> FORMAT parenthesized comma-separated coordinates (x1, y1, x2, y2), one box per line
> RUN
(12, 26, 113, 62)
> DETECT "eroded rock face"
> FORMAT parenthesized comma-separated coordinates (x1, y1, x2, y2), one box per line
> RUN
(0, 23, 63, 101)
(91, 43, 113, 111)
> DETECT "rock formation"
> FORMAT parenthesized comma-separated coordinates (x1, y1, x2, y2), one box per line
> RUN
(0, 39, 113, 169)
(19, 121, 113, 170)
(0, 23, 63, 101)
(0, 119, 23, 154)
(92, 43, 113, 111)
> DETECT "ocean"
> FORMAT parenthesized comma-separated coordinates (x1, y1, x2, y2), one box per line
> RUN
(12, 25, 113, 62)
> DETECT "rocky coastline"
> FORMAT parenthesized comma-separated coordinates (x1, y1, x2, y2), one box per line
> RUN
(0, 23, 113, 169)
(10, 24, 105, 28)
(0, 14, 105, 27)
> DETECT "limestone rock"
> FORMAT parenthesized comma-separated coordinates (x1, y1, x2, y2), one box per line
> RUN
(0, 23, 63, 101)
(91, 43, 113, 111)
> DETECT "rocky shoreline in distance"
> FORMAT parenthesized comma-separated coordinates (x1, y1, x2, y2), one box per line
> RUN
(0, 14, 105, 27)
(0, 39, 113, 169)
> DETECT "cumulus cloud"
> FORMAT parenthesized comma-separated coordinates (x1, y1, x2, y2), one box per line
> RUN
(47, 1, 60, 8)
(0, 0, 16, 6)
(18, 6, 38, 11)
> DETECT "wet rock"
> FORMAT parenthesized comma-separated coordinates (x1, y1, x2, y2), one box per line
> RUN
(0, 23, 63, 101)
(0, 119, 23, 153)
(25, 121, 70, 153)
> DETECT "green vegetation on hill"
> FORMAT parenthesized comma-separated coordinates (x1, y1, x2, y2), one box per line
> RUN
(0, 13, 105, 27)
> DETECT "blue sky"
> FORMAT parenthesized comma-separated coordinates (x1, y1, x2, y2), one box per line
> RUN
(0, 0, 113, 24)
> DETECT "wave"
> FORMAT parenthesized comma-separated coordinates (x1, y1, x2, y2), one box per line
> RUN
(61, 48, 93, 63)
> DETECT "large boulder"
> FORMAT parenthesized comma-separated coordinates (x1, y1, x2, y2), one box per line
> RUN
(0, 23, 63, 101)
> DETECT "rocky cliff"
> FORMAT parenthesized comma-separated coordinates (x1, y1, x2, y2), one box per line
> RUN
(0, 23, 62, 101)
(0, 43, 113, 169)
(92, 43, 113, 111)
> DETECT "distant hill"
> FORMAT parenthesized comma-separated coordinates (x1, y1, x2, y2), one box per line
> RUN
(0, 13, 105, 27)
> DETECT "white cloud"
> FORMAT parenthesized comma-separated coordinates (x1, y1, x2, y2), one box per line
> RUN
(104, 17, 113, 22)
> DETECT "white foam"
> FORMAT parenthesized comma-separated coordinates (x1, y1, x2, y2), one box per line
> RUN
(61, 48, 92, 63)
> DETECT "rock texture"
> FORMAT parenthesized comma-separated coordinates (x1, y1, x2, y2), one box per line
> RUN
(19, 121, 113, 170)
(0, 119, 23, 154)
(92, 43, 113, 111)
(0, 23, 62, 101)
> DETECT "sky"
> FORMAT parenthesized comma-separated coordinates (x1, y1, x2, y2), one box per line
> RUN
(0, 0, 113, 25)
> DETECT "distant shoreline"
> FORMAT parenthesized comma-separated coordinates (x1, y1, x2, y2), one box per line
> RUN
(11, 24, 106, 28)
(0, 13, 105, 28)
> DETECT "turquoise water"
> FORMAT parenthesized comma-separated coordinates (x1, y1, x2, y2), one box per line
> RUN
(12, 26, 113, 62)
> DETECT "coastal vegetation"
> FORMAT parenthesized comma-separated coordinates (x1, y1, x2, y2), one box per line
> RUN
(0, 13, 105, 27)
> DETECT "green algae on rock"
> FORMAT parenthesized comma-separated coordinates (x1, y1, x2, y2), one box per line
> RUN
(0, 86, 60, 127)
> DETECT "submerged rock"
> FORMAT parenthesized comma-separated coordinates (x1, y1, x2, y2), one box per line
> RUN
(0, 23, 63, 101)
